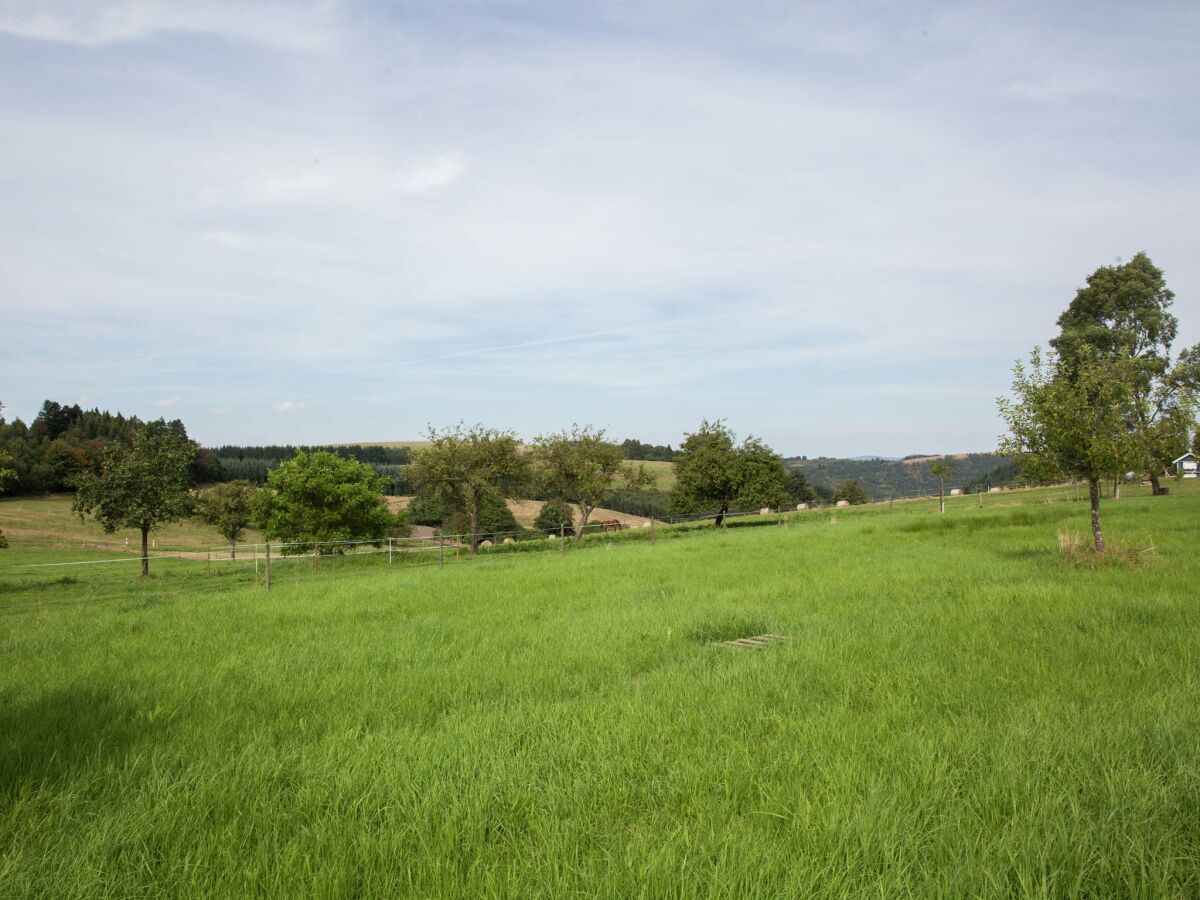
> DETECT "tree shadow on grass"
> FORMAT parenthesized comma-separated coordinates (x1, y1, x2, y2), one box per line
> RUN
(0, 686, 160, 797)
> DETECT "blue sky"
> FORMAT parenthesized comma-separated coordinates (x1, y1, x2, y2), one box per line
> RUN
(1, 1, 1197, 456)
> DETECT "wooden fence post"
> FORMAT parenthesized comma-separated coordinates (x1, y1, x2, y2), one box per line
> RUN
(439, 537, 444, 570)
(313, 541, 318, 574)
(560, 524, 565, 556)
(388, 537, 394, 565)
(264, 542, 271, 590)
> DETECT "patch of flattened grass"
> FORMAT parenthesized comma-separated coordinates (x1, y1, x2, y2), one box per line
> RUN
(686, 612, 777, 645)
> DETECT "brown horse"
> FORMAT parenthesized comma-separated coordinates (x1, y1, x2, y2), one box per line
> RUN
(600, 519, 624, 532)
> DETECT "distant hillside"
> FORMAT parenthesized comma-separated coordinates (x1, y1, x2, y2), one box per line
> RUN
(785, 452, 1010, 500)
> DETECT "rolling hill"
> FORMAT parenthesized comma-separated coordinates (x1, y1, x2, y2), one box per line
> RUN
(785, 453, 1010, 500)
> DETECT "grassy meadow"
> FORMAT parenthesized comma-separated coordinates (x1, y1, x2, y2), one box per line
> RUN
(0, 493, 264, 553)
(2, 483, 1199, 897)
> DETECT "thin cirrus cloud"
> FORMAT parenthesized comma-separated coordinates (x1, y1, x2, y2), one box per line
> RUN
(0, 1, 1196, 454)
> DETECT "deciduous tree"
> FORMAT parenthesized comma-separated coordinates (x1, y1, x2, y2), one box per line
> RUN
(253, 451, 407, 554)
(410, 425, 528, 555)
(0, 446, 15, 549)
(670, 420, 788, 526)
(929, 459, 956, 514)
(532, 425, 636, 541)
(833, 479, 870, 505)
(1051, 252, 1199, 493)
(196, 480, 260, 558)
(72, 424, 196, 576)
(998, 349, 1136, 552)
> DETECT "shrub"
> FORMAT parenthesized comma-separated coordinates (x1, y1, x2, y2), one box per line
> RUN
(444, 493, 522, 541)
(407, 491, 453, 526)
(833, 479, 870, 505)
(534, 499, 575, 535)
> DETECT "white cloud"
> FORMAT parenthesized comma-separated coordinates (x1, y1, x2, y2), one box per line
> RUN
(273, 401, 307, 414)
(201, 229, 254, 249)
(154, 396, 180, 407)
(393, 152, 468, 195)
(1, 3, 1197, 453)
(0, 0, 340, 51)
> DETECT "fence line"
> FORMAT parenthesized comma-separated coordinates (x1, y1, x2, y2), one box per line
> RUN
(0, 478, 1096, 591)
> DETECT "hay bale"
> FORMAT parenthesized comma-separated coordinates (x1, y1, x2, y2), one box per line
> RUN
(796, 503, 808, 510)
(479, 539, 493, 548)
(949, 488, 963, 496)
(759, 507, 771, 515)
(836, 499, 850, 508)
(502, 537, 514, 544)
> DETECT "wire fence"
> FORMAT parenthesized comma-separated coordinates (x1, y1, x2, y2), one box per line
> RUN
(0, 478, 1103, 606)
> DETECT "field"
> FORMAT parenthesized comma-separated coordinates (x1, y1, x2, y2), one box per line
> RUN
(0, 494, 264, 552)
(623, 458, 677, 490)
(2, 484, 1199, 896)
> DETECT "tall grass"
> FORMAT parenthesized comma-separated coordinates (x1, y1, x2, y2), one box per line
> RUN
(1, 488, 1198, 896)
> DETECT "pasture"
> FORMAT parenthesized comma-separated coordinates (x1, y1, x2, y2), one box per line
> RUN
(2, 484, 1199, 897)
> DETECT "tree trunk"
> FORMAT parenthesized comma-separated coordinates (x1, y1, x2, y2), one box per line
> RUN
(575, 504, 590, 543)
(714, 504, 728, 528)
(1088, 478, 1105, 553)
(1113, 478, 1120, 501)
(1149, 472, 1163, 496)
(230, 540, 237, 560)
(469, 502, 480, 556)
(140, 526, 150, 577)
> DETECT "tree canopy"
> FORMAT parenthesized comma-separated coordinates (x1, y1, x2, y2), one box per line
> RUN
(669, 420, 787, 526)
(409, 425, 528, 555)
(72, 424, 197, 575)
(833, 479, 870, 505)
(253, 451, 407, 554)
(532, 425, 635, 540)
(929, 458, 956, 513)
(195, 480, 260, 558)
(0, 444, 15, 549)
(1051, 252, 1199, 492)
(998, 349, 1136, 551)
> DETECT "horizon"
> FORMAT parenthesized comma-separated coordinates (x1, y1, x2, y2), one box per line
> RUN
(2, 2, 1197, 456)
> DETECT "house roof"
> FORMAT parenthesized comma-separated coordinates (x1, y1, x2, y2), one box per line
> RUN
(1172, 453, 1197, 464)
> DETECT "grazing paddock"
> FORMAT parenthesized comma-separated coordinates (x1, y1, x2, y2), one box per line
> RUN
(1, 484, 1198, 897)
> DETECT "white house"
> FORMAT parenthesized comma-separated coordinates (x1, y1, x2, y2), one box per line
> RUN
(1173, 452, 1198, 478)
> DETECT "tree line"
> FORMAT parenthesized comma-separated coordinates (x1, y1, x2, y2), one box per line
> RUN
(0, 407, 691, 500)
(1, 415, 833, 571)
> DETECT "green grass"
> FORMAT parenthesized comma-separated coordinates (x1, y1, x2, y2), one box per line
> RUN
(623, 458, 677, 490)
(2, 485, 1199, 896)
(0, 493, 264, 553)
